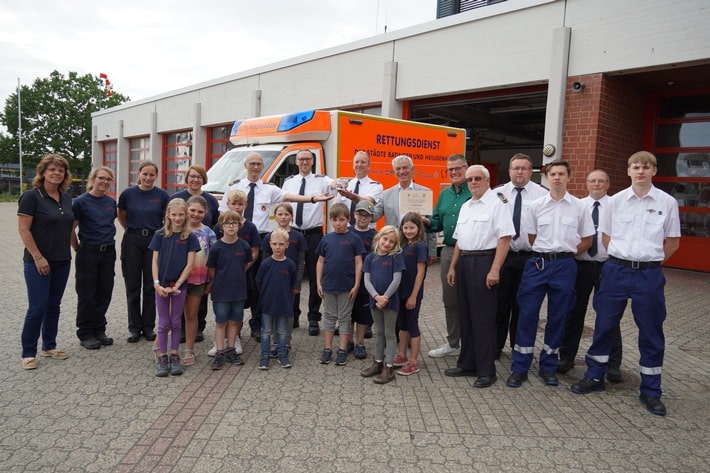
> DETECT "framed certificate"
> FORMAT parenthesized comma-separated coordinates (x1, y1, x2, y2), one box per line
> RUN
(400, 189, 433, 216)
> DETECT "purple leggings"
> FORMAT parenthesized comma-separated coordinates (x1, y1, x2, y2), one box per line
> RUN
(155, 290, 187, 353)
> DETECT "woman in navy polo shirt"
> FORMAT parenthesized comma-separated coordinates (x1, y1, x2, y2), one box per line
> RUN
(71, 166, 118, 350)
(118, 161, 170, 343)
(17, 154, 75, 370)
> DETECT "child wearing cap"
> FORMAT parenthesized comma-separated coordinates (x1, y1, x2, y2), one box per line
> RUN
(348, 200, 377, 359)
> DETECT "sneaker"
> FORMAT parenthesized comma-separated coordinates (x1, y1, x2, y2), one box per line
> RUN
(210, 352, 224, 370)
(346, 341, 354, 353)
(279, 357, 293, 369)
(393, 354, 408, 368)
(570, 378, 606, 394)
(169, 353, 183, 376)
(224, 348, 244, 365)
(208, 338, 229, 357)
(397, 362, 420, 376)
(335, 349, 348, 366)
(258, 358, 270, 370)
(155, 354, 170, 377)
(234, 337, 243, 355)
(427, 343, 460, 358)
(354, 343, 367, 359)
(319, 348, 332, 364)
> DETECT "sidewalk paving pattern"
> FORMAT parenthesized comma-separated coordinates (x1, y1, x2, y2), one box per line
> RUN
(0, 202, 708, 472)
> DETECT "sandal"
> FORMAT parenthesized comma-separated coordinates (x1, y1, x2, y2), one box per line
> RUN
(39, 349, 69, 360)
(183, 350, 195, 366)
(22, 358, 38, 370)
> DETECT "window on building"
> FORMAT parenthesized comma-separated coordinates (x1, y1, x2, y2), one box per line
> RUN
(650, 93, 710, 239)
(437, 0, 507, 18)
(129, 137, 150, 186)
(207, 125, 233, 169)
(163, 131, 193, 194)
(102, 140, 118, 198)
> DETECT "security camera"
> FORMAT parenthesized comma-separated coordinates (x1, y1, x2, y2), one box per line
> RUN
(572, 81, 584, 91)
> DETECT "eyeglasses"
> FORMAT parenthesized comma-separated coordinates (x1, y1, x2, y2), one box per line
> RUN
(246, 162, 263, 167)
(446, 165, 466, 173)
(297, 158, 313, 162)
(96, 176, 114, 182)
(188, 174, 203, 180)
(587, 179, 608, 184)
(510, 167, 532, 172)
(467, 176, 486, 182)
(223, 222, 240, 227)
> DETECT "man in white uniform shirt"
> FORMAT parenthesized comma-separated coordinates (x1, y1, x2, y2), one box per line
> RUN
(282, 149, 337, 336)
(336, 151, 383, 227)
(495, 153, 548, 359)
(558, 169, 623, 382)
(506, 160, 594, 389)
(571, 151, 680, 417)
(445, 165, 514, 388)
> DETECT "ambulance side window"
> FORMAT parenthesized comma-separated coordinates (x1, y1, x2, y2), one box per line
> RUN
(272, 153, 300, 188)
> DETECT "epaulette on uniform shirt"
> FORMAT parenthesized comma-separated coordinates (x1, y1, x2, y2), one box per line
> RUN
(497, 192, 509, 203)
(228, 178, 242, 186)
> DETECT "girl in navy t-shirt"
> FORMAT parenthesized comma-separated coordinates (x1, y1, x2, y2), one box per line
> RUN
(360, 225, 405, 385)
(395, 212, 428, 376)
(149, 198, 200, 377)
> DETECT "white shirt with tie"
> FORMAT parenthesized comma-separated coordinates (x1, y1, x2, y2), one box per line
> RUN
(576, 195, 609, 262)
(282, 173, 335, 230)
(218, 179, 285, 233)
(496, 181, 548, 252)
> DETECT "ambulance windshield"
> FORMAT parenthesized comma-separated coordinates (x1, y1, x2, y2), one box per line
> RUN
(202, 147, 281, 194)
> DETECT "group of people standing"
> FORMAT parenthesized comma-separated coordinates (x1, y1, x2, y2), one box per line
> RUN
(424, 151, 680, 416)
(18, 148, 680, 415)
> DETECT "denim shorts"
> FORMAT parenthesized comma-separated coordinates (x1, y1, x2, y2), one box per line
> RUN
(213, 300, 246, 324)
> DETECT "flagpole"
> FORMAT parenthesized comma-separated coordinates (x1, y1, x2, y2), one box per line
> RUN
(17, 78, 23, 193)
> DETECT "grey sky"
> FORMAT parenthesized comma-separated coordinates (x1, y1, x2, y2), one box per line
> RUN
(0, 0, 436, 113)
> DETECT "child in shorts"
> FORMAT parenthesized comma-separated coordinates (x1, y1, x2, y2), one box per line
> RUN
(206, 211, 253, 370)
(315, 203, 365, 366)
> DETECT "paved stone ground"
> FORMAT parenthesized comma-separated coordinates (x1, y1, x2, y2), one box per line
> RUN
(0, 201, 708, 472)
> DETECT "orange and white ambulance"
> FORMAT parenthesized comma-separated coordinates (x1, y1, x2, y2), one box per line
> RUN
(203, 110, 466, 209)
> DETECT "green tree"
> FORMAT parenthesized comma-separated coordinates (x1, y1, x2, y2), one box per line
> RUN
(0, 70, 129, 177)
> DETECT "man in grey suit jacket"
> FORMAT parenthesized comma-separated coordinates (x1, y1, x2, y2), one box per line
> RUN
(373, 155, 437, 257)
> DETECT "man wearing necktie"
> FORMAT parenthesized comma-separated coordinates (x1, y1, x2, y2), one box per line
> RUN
(336, 151, 383, 227)
(494, 154, 548, 359)
(282, 149, 337, 336)
(558, 170, 623, 382)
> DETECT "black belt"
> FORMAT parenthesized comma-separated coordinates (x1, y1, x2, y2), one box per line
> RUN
(533, 252, 573, 260)
(609, 256, 662, 269)
(576, 259, 605, 266)
(127, 228, 155, 237)
(460, 249, 496, 257)
(295, 227, 322, 236)
(81, 243, 115, 252)
(509, 250, 532, 257)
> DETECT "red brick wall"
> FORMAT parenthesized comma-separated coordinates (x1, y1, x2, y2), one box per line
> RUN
(562, 74, 647, 196)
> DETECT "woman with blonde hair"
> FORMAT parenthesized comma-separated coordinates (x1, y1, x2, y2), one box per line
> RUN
(17, 154, 74, 370)
(71, 166, 118, 350)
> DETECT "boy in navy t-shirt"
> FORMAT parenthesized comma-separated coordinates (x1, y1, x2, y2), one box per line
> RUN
(315, 203, 365, 366)
(348, 200, 377, 359)
(256, 228, 297, 369)
(206, 211, 253, 370)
